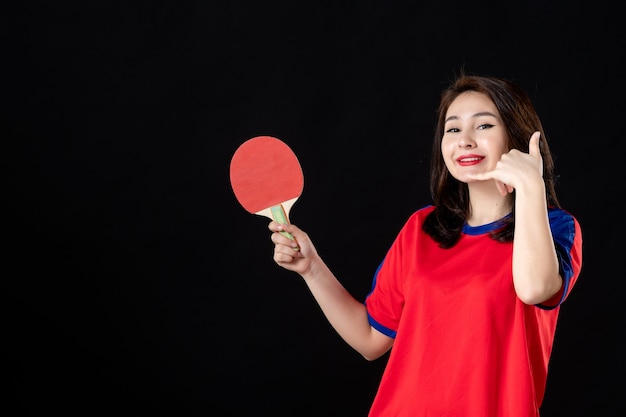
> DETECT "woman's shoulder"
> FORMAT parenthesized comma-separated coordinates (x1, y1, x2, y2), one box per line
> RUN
(548, 207, 581, 226)
(404, 204, 436, 226)
(548, 206, 582, 239)
(409, 204, 435, 217)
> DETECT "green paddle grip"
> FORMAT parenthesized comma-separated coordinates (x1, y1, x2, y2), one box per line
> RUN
(270, 205, 299, 250)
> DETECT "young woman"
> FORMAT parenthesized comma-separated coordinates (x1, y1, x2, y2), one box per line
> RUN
(268, 73, 583, 416)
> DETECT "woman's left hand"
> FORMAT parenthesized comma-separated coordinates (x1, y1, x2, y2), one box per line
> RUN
(467, 131, 543, 196)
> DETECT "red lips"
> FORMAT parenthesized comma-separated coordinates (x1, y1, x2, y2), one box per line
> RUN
(456, 154, 484, 166)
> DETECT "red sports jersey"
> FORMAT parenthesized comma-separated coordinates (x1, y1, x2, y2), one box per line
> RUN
(365, 205, 583, 417)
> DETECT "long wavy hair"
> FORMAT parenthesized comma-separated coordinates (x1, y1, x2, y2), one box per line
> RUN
(422, 73, 560, 248)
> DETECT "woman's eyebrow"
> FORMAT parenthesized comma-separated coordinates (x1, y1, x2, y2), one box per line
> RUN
(445, 111, 498, 123)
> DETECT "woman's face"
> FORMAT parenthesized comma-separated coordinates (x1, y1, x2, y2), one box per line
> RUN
(441, 91, 509, 184)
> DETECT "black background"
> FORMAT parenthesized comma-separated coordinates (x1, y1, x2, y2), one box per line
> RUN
(6, 2, 624, 416)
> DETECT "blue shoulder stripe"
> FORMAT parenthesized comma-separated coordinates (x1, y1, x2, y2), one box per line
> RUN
(537, 208, 578, 310)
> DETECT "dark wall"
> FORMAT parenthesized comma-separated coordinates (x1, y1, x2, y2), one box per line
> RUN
(6, 2, 624, 416)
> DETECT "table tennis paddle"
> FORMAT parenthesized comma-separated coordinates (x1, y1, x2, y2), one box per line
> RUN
(229, 135, 304, 247)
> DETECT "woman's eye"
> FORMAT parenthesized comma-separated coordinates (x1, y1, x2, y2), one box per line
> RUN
(477, 124, 494, 130)
(446, 127, 460, 133)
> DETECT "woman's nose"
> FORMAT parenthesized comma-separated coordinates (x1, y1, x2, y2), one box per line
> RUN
(458, 134, 476, 148)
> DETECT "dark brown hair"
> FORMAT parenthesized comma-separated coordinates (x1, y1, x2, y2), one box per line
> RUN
(423, 72, 560, 248)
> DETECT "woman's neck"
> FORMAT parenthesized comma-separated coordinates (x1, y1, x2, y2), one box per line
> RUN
(467, 183, 513, 226)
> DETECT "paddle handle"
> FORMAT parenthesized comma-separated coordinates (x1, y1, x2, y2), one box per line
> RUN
(270, 205, 299, 250)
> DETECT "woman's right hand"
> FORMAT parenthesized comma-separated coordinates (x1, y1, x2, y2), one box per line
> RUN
(269, 221, 316, 276)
